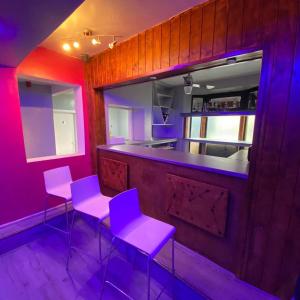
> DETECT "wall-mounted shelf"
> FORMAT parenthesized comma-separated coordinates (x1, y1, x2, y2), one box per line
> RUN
(184, 137, 252, 147)
(157, 92, 173, 98)
(181, 110, 256, 117)
(152, 124, 174, 126)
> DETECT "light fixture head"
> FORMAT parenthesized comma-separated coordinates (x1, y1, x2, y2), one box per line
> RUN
(108, 40, 117, 49)
(91, 37, 101, 45)
(73, 41, 80, 49)
(62, 43, 71, 51)
(184, 85, 193, 95)
(206, 84, 215, 90)
(226, 57, 237, 64)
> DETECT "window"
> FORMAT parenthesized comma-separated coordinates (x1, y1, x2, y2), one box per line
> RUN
(18, 78, 84, 161)
(108, 105, 132, 143)
(206, 116, 240, 141)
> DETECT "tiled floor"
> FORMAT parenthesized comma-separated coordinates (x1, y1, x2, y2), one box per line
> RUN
(0, 215, 205, 300)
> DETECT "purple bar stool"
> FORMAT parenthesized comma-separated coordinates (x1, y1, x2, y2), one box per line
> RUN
(43, 166, 72, 234)
(102, 188, 176, 300)
(67, 175, 111, 268)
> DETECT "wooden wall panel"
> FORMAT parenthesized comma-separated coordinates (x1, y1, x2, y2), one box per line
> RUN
(161, 21, 171, 68)
(201, 1, 216, 59)
(126, 40, 133, 78)
(132, 35, 139, 77)
(170, 15, 180, 66)
(226, 0, 244, 52)
(189, 5, 202, 62)
(145, 29, 153, 73)
(153, 25, 162, 70)
(179, 10, 191, 64)
(213, 0, 228, 56)
(85, 1, 300, 297)
(138, 32, 146, 75)
(242, 0, 261, 48)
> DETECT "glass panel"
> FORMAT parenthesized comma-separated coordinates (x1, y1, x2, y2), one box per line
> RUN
(190, 117, 201, 138)
(206, 116, 240, 141)
(245, 116, 255, 143)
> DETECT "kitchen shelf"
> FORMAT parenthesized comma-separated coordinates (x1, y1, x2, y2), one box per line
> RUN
(184, 138, 252, 147)
(157, 93, 173, 98)
(152, 124, 174, 126)
(181, 110, 256, 117)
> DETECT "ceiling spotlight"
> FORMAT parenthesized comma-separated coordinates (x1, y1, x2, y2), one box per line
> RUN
(62, 43, 71, 51)
(91, 37, 101, 45)
(108, 37, 117, 49)
(73, 41, 80, 48)
(206, 85, 215, 90)
(184, 85, 193, 95)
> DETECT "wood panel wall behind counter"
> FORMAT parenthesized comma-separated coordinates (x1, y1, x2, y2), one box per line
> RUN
(85, 0, 300, 298)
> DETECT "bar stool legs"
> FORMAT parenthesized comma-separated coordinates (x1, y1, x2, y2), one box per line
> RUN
(43, 194, 70, 235)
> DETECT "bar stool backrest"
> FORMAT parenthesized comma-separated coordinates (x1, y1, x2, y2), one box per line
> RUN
(109, 188, 142, 236)
(43, 166, 72, 194)
(70, 175, 101, 209)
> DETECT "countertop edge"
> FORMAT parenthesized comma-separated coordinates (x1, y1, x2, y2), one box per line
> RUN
(97, 145, 249, 180)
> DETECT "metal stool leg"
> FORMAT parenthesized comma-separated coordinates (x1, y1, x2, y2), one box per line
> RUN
(99, 221, 102, 263)
(171, 236, 175, 276)
(147, 256, 151, 300)
(44, 194, 49, 225)
(66, 210, 77, 269)
(64, 200, 69, 231)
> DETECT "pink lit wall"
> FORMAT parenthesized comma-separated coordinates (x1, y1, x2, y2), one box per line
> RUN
(0, 47, 92, 225)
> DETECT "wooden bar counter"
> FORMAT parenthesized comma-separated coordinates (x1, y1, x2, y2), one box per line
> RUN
(97, 144, 249, 276)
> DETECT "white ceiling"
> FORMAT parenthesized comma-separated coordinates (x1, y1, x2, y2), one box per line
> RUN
(41, 0, 204, 58)
(159, 59, 262, 93)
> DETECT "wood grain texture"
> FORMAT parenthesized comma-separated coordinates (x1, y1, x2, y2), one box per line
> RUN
(132, 35, 139, 77)
(189, 5, 202, 62)
(126, 40, 133, 78)
(161, 21, 171, 69)
(99, 157, 128, 192)
(153, 25, 162, 70)
(201, 1, 216, 59)
(138, 32, 146, 74)
(145, 29, 153, 73)
(170, 15, 180, 66)
(213, 0, 228, 56)
(179, 10, 191, 64)
(167, 174, 229, 237)
(226, 0, 244, 52)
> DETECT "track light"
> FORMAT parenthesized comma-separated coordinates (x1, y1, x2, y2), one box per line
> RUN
(108, 37, 117, 49)
(91, 37, 101, 45)
(206, 85, 215, 90)
(73, 41, 80, 48)
(62, 43, 71, 51)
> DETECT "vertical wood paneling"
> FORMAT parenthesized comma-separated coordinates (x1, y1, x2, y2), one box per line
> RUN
(170, 15, 180, 66)
(153, 25, 162, 70)
(126, 40, 133, 78)
(161, 21, 171, 68)
(189, 5, 202, 62)
(213, 0, 228, 56)
(138, 32, 146, 74)
(132, 35, 139, 76)
(179, 10, 191, 64)
(120, 42, 127, 79)
(115, 44, 121, 81)
(201, 1, 216, 59)
(145, 29, 153, 73)
(242, 0, 261, 47)
(262, 0, 278, 42)
(227, 0, 244, 52)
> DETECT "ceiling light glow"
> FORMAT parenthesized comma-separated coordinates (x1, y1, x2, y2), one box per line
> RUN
(91, 38, 101, 45)
(206, 85, 215, 90)
(62, 43, 71, 51)
(73, 41, 80, 48)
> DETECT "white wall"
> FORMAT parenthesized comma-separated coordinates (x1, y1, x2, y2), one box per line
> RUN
(104, 82, 153, 142)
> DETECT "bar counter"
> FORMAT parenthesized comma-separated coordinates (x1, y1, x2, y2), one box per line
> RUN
(97, 144, 249, 179)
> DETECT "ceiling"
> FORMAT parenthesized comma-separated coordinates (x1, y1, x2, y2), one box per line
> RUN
(159, 59, 262, 94)
(0, 0, 83, 67)
(41, 0, 204, 58)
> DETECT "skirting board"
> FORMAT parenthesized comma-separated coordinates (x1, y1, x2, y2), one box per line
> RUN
(0, 201, 73, 240)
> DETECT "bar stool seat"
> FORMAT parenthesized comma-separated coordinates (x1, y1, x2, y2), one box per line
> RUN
(46, 184, 72, 201)
(74, 194, 111, 219)
(116, 215, 175, 258)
